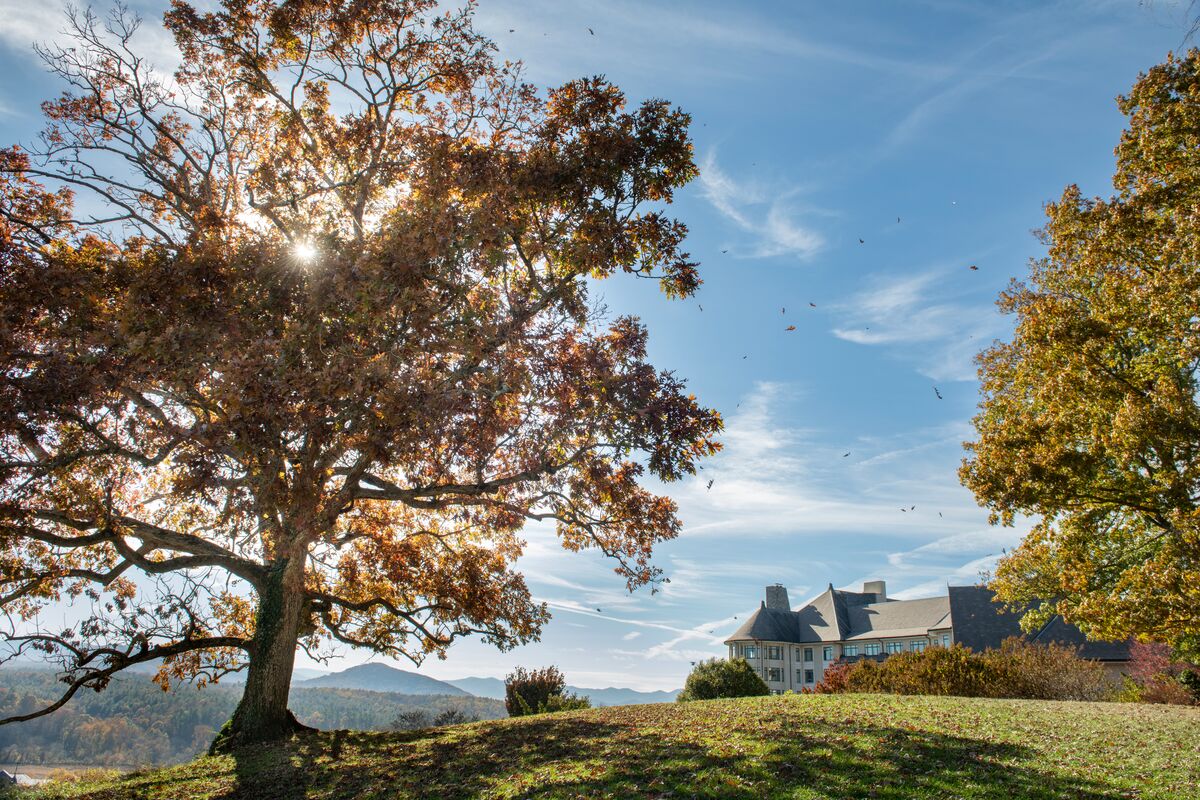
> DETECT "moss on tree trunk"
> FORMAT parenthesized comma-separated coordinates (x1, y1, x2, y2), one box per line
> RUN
(210, 557, 313, 753)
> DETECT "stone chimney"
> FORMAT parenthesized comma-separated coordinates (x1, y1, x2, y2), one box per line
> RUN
(862, 580, 887, 601)
(765, 583, 790, 611)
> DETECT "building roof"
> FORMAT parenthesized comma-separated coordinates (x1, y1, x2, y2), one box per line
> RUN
(945, 585, 1026, 651)
(726, 604, 799, 643)
(1032, 615, 1132, 661)
(798, 586, 847, 641)
(843, 595, 950, 641)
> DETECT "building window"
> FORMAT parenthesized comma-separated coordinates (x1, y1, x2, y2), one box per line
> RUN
(910, 640, 927, 652)
(843, 644, 859, 656)
(864, 643, 882, 656)
(942, 634, 951, 647)
(766, 645, 783, 660)
(804, 669, 814, 684)
(744, 646, 758, 659)
(795, 647, 802, 660)
(803, 647, 814, 662)
(823, 646, 834, 661)
(885, 641, 904, 654)
(767, 667, 783, 682)
(796, 669, 804, 683)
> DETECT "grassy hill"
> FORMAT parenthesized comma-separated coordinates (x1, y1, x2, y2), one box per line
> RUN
(22, 694, 1200, 799)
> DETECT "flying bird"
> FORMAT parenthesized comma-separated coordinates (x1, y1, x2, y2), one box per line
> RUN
(910, 505, 916, 511)
(809, 302, 816, 308)
(842, 452, 850, 458)
(897, 216, 901, 223)
(933, 386, 943, 400)
(781, 307, 786, 314)
(938, 512, 943, 518)
(698, 305, 703, 312)
(900, 507, 907, 512)
(706, 479, 714, 491)
(968, 264, 979, 271)
(588, 27, 594, 35)
(858, 238, 865, 244)
(596, 608, 602, 613)
(742, 355, 747, 359)
(721, 249, 728, 254)
(785, 325, 796, 331)
(509, 28, 515, 32)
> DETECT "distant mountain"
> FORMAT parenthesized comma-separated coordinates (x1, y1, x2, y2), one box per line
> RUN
(296, 663, 469, 696)
(445, 676, 506, 699)
(571, 685, 679, 707)
(445, 676, 678, 706)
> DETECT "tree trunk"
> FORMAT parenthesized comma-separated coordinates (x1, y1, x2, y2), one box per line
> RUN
(210, 556, 313, 753)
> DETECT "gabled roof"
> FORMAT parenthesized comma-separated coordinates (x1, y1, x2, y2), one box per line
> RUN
(797, 586, 846, 642)
(945, 585, 1026, 651)
(725, 604, 799, 643)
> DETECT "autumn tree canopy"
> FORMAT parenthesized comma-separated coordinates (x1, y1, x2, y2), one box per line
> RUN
(0, 0, 720, 747)
(961, 50, 1200, 660)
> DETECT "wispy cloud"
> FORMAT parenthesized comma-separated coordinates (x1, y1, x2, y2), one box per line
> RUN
(853, 525, 1027, 600)
(662, 382, 982, 539)
(829, 267, 1008, 381)
(0, 1, 183, 68)
(473, 0, 949, 86)
(698, 151, 826, 260)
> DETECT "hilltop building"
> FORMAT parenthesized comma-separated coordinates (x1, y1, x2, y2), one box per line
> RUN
(724, 581, 1131, 693)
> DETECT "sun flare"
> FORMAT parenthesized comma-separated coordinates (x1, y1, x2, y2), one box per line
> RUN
(293, 240, 318, 263)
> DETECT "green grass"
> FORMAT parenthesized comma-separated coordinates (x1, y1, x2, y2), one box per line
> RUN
(19, 694, 1200, 799)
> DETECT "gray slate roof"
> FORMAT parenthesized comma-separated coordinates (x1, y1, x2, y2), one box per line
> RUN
(843, 595, 950, 640)
(726, 605, 799, 643)
(945, 585, 1026, 651)
(1032, 614, 1132, 661)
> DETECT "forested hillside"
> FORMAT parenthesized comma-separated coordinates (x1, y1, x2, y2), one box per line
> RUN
(0, 671, 504, 767)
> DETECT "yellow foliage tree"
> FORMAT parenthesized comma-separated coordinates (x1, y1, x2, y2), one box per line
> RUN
(961, 50, 1200, 659)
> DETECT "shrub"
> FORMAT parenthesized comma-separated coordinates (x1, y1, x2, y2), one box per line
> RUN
(389, 709, 433, 730)
(1126, 641, 1200, 705)
(983, 638, 1112, 701)
(431, 708, 478, 726)
(814, 661, 854, 694)
(538, 694, 591, 713)
(677, 658, 769, 702)
(1137, 675, 1197, 705)
(814, 640, 1113, 701)
(504, 666, 590, 716)
(817, 647, 993, 697)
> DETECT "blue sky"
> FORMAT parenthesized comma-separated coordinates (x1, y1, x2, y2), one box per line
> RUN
(0, 0, 1192, 692)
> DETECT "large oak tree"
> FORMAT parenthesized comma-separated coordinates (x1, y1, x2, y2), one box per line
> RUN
(961, 50, 1200, 659)
(0, 0, 721, 748)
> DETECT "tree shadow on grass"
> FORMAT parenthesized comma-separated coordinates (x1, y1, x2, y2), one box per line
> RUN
(88, 711, 1137, 799)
